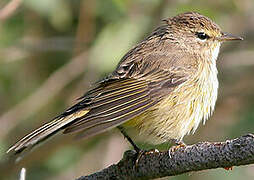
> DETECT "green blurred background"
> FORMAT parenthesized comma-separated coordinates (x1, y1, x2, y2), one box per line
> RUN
(0, 0, 253, 179)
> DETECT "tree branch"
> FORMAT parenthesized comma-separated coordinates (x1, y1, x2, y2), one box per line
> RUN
(76, 134, 254, 180)
(0, 0, 22, 21)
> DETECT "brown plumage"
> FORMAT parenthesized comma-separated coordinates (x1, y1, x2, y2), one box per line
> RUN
(7, 12, 242, 154)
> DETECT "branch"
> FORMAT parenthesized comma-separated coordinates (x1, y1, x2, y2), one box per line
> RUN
(0, 0, 22, 21)
(77, 134, 254, 180)
(0, 51, 89, 139)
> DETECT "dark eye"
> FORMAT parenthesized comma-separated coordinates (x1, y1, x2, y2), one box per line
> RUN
(196, 32, 210, 40)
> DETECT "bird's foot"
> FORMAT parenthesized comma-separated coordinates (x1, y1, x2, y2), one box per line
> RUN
(134, 148, 160, 167)
(117, 127, 160, 167)
(224, 166, 233, 171)
(168, 139, 186, 158)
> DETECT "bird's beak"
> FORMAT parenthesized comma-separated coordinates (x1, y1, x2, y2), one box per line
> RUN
(217, 32, 243, 42)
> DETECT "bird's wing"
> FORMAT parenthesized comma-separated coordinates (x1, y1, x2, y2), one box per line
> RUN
(63, 78, 157, 137)
(8, 75, 184, 154)
(62, 68, 187, 139)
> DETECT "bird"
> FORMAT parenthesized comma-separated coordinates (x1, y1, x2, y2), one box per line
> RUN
(7, 12, 243, 154)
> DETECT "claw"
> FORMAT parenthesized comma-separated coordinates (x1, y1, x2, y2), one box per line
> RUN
(224, 166, 233, 171)
(117, 127, 161, 168)
(135, 149, 160, 167)
(168, 140, 186, 158)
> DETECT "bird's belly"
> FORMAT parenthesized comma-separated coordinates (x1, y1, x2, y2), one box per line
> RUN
(124, 71, 218, 144)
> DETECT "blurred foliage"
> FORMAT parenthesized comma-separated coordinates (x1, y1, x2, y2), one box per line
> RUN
(0, 0, 254, 179)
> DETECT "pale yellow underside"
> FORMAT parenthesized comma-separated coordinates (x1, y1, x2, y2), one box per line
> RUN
(123, 44, 220, 144)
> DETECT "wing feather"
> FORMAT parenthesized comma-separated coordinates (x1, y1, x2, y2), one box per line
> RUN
(74, 100, 158, 139)
(8, 75, 187, 154)
(62, 73, 187, 138)
(7, 110, 89, 153)
(63, 80, 151, 133)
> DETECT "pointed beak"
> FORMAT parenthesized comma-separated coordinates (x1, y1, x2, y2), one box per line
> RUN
(217, 32, 243, 42)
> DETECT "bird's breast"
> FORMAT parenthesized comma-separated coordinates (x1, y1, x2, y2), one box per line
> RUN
(124, 60, 219, 144)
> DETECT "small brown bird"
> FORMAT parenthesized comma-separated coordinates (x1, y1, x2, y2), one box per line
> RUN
(8, 12, 242, 154)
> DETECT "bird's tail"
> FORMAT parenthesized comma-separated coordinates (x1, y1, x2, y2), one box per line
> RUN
(7, 110, 89, 154)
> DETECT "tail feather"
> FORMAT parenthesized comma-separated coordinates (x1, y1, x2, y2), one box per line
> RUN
(7, 110, 89, 154)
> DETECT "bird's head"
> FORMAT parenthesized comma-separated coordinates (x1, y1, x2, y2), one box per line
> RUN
(164, 12, 242, 60)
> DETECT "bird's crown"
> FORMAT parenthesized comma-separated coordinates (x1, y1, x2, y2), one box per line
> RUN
(164, 12, 221, 40)
(163, 12, 242, 42)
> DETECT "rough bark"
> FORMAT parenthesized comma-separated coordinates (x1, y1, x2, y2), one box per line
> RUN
(76, 134, 254, 180)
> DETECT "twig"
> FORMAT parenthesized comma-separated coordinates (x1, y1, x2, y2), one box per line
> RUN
(0, 0, 22, 21)
(0, 51, 89, 139)
(77, 134, 254, 180)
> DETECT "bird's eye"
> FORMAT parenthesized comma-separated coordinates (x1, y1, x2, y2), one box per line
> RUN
(196, 32, 210, 40)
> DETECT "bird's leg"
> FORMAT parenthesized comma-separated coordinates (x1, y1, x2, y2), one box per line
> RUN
(117, 126, 140, 153)
(117, 126, 159, 167)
